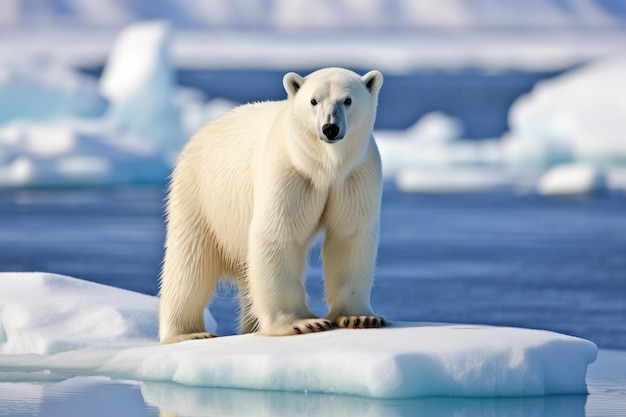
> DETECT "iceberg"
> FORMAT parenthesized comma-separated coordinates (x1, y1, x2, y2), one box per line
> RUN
(537, 163, 607, 196)
(99, 20, 182, 162)
(503, 58, 626, 171)
(0, 273, 597, 399)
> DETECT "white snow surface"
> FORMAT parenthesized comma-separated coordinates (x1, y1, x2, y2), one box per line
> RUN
(0, 273, 597, 398)
(0, 273, 216, 355)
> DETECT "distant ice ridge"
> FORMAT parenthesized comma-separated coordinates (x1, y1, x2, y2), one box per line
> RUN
(379, 58, 626, 194)
(0, 21, 234, 187)
(0, 272, 597, 398)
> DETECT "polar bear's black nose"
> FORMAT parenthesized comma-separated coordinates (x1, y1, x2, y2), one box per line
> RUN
(322, 123, 340, 140)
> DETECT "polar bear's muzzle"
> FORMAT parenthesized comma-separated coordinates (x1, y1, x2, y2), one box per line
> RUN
(321, 123, 342, 143)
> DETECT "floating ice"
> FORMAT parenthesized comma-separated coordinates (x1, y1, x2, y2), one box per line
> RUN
(100, 20, 182, 162)
(503, 58, 626, 171)
(376, 112, 486, 178)
(0, 120, 170, 187)
(537, 163, 607, 196)
(0, 63, 106, 125)
(0, 273, 597, 398)
(396, 168, 513, 193)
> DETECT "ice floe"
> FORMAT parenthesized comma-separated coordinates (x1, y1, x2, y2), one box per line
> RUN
(537, 163, 608, 196)
(0, 273, 597, 399)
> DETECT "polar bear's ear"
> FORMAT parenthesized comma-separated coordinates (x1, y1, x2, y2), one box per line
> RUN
(283, 72, 304, 97)
(362, 70, 383, 95)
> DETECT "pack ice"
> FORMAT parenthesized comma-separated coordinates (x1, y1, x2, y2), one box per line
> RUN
(0, 273, 597, 398)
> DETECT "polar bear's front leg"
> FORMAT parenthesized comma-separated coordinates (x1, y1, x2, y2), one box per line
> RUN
(322, 228, 387, 329)
(247, 225, 331, 336)
(321, 150, 386, 329)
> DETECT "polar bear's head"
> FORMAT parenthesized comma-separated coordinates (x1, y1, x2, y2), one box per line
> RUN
(283, 68, 383, 144)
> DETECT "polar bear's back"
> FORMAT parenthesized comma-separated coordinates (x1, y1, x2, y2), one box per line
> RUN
(167, 100, 287, 272)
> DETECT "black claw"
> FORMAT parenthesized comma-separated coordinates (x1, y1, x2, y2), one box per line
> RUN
(325, 321, 333, 329)
(294, 327, 302, 334)
(372, 318, 378, 327)
(343, 318, 349, 327)
(381, 318, 387, 327)
(316, 322, 325, 330)
(353, 318, 360, 327)
(306, 324, 314, 331)
(364, 318, 371, 326)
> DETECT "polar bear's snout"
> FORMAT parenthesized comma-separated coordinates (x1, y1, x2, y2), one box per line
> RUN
(320, 107, 345, 143)
(322, 123, 341, 142)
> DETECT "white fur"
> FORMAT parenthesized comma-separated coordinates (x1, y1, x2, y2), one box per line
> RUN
(159, 68, 384, 342)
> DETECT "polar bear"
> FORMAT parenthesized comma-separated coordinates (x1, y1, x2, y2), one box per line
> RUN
(159, 68, 385, 343)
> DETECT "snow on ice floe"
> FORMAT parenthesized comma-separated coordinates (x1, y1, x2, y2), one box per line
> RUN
(0, 273, 597, 398)
(0, 273, 216, 355)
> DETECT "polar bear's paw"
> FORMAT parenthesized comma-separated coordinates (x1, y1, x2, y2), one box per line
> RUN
(161, 332, 219, 344)
(291, 318, 333, 335)
(333, 315, 387, 329)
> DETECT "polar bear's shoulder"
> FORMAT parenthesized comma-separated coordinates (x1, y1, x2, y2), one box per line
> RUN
(193, 100, 287, 144)
(220, 100, 287, 121)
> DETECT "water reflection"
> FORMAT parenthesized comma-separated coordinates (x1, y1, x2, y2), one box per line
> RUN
(143, 382, 587, 417)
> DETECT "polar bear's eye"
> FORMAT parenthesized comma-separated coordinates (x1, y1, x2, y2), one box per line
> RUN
(310, 98, 318, 106)
(344, 98, 352, 106)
